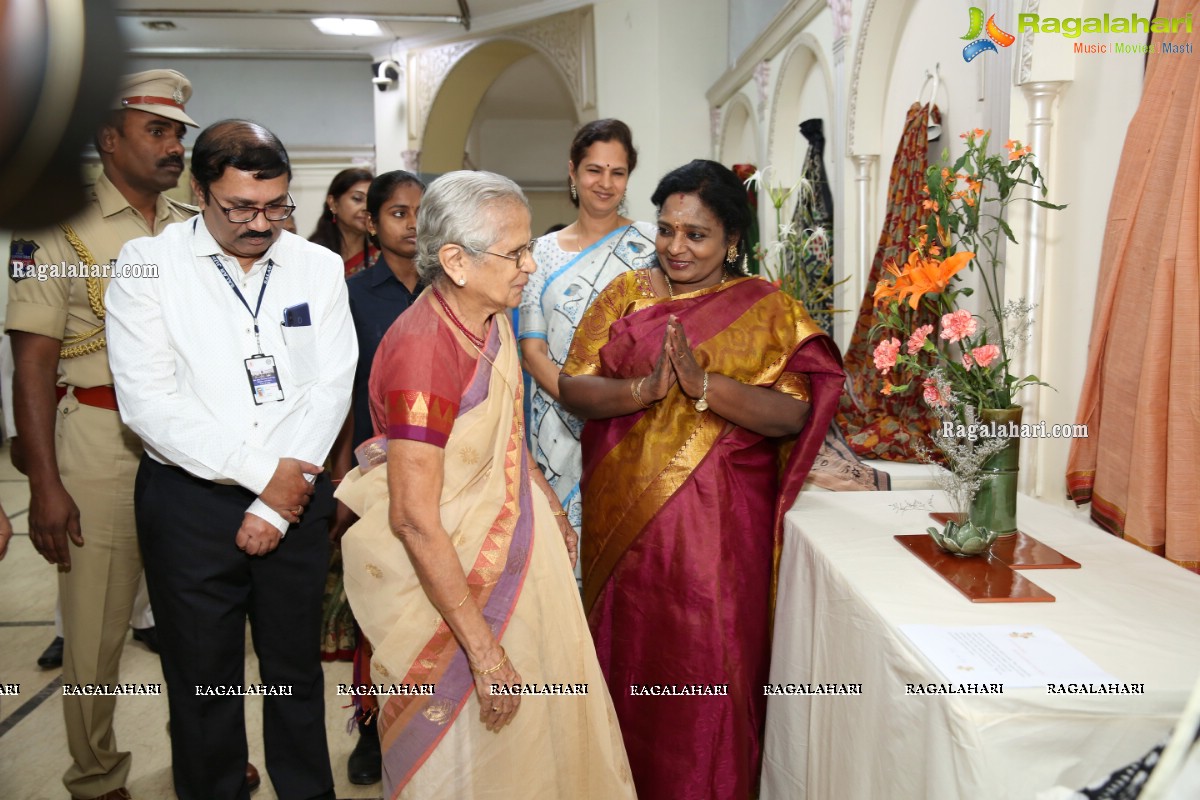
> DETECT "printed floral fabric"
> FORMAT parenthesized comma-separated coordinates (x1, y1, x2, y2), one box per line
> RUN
(836, 102, 942, 462)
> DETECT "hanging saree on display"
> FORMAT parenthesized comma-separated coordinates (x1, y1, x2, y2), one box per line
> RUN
(1066, 0, 1200, 573)
(836, 102, 942, 462)
(790, 118, 836, 336)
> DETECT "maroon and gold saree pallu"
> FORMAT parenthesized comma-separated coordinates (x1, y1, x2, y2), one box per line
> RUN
(573, 275, 844, 611)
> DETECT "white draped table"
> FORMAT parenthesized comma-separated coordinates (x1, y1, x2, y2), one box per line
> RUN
(762, 490, 1200, 800)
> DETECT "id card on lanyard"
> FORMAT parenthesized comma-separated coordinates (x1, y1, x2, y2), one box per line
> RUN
(210, 251, 284, 404)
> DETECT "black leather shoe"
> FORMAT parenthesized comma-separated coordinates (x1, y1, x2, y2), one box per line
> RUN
(131, 627, 159, 653)
(347, 723, 382, 785)
(37, 636, 63, 669)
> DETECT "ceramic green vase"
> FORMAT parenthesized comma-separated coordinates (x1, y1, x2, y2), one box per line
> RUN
(969, 406, 1022, 537)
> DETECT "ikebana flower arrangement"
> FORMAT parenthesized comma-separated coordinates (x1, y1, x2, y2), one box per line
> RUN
(871, 130, 1064, 410)
(872, 129, 1066, 541)
(917, 375, 1009, 556)
(743, 166, 848, 332)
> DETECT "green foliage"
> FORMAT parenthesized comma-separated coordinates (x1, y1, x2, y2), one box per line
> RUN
(873, 130, 1067, 411)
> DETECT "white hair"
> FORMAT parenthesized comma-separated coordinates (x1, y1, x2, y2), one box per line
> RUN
(415, 170, 529, 283)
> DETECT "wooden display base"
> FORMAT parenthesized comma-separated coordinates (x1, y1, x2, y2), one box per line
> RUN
(929, 513, 1080, 569)
(895, 535, 1056, 603)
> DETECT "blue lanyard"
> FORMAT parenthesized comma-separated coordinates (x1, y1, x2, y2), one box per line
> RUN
(211, 254, 273, 354)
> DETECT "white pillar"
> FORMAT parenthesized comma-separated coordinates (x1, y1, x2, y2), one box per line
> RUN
(831, 36, 848, 344)
(849, 153, 877, 350)
(1016, 80, 1067, 494)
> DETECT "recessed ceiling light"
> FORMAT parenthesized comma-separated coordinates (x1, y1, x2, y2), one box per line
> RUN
(141, 20, 177, 31)
(312, 18, 383, 37)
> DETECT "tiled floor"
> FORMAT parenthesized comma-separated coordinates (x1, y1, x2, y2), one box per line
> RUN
(0, 444, 382, 800)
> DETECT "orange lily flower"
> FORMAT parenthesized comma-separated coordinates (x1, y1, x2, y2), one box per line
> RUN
(873, 250, 975, 309)
(935, 216, 950, 247)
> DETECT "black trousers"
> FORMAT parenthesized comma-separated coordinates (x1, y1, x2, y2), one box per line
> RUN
(135, 455, 336, 800)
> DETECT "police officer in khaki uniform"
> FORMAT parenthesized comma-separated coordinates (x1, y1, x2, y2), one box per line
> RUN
(6, 70, 259, 800)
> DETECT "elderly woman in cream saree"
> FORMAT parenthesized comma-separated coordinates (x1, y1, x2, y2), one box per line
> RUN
(338, 170, 634, 799)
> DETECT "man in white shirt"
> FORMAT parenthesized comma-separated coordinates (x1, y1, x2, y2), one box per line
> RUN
(105, 119, 355, 800)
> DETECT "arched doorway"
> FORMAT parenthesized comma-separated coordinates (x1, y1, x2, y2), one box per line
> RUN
(718, 92, 760, 167)
(421, 40, 579, 233)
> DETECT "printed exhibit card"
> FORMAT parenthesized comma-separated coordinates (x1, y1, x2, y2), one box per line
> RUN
(898, 624, 1118, 687)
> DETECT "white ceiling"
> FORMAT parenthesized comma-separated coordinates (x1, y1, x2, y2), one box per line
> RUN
(116, 0, 550, 57)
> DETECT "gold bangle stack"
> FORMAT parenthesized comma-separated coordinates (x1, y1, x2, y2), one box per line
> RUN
(471, 647, 508, 676)
(552, 510, 568, 518)
(631, 377, 652, 409)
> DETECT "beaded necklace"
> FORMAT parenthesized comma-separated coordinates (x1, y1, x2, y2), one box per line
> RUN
(432, 285, 486, 349)
(431, 289, 520, 415)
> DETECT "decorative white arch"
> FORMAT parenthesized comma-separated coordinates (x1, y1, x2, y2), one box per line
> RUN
(767, 33, 834, 183)
(845, 0, 917, 157)
(716, 91, 761, 167)
(407, 7, 595, 167)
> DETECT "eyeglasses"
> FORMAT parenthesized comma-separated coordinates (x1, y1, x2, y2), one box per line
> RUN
(209, 193, 296, 224)
(475, 241, 536, 265)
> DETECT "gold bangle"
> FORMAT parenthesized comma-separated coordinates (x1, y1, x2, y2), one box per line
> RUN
(453, 589, 471, 609)
(631, 377, 652, 409)
(471, 647, 508, 676)
(552, 510, 568, 518)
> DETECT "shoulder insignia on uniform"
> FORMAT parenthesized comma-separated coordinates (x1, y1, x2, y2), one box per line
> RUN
(165, 196, 199, 214)
(9, 239, 39, 282)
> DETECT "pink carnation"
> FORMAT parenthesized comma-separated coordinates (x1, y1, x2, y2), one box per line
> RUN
(971, 344, 1001, 368)
(962, 351, 974, 371)
(906, 324, 934, 355)
(939, 309, 978, 343)
(922, 377, 949, 407)
(873, 337, 902, 374)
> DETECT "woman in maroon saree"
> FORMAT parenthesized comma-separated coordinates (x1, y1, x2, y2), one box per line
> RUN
(560, 160, 844, 799)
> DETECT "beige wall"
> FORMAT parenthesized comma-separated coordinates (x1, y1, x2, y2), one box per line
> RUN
(594, 0, 730, 222)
